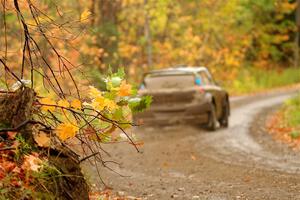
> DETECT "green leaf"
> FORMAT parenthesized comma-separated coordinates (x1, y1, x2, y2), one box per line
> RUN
(98, 78, 108, 91)
(129, 96, 152, 114)
(115, 68, 125, 79)
(117, 99, 129, 106)
(92, 120, 111, 129)
(103, 90, 117, 100)
(111, 76, 122, 87)
(119, 123, 131, 129)
(131, 87, 138, 96)
(112, 108, 124, 121)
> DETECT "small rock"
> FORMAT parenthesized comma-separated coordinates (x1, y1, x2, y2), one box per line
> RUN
(192, 196, 200, 199)
(171, 194, 179, 198)
(127, 196, 136, 200)
(178, 187, 185, 192)
(117, 191, 125, 196)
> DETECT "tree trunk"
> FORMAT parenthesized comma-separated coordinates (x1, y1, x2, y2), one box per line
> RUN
(95, 0, 120, 72)
(144, 0, 153, 71)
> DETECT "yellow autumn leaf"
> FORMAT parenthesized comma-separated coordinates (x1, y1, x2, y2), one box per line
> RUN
(118, 81, 132, 97)
(89, 86, 102, 97)
(34, 132, 50, 147)
(104, 99, 118, 111)
(80, 9, 91, 21)
(71, 99, 82, 110)
(57, 99, 70, 108)
(40, 97, 56, 112)
(91, 96, 106, 111)
(56, 122, 79, 141)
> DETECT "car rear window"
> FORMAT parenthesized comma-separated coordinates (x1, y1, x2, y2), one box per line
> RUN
(144, 73, 195, 89)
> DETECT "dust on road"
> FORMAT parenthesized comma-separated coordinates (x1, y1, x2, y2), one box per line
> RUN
(84, 90, 300, 200)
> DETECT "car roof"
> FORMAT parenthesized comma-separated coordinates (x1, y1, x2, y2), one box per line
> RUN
(146, 66, 208, 75)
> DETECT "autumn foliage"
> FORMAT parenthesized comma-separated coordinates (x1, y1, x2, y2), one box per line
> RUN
(1, 0, 297, 86)
(79, 0, 297, 81)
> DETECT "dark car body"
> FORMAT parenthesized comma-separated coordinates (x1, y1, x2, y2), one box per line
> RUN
(135, 67, 230, 130)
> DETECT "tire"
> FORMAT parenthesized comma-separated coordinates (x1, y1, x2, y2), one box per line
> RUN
(207, 103, 217, 131)
(219, 100, 229, 128)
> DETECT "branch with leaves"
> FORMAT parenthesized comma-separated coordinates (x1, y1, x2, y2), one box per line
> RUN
(0, 0, 151, 195)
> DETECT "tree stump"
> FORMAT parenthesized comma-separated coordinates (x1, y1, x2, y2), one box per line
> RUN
(0, 88, 34, 128)
(0, 88, 89, 200)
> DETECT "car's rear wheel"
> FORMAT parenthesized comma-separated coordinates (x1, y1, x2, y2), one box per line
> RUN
(219, 100, 229, 128)
(207, 104, 217, 131)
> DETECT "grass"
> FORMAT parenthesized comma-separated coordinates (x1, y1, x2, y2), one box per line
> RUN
(225, 67, 300, 95)
(284, 94, 300, 131)
(266, 93, 300, 149)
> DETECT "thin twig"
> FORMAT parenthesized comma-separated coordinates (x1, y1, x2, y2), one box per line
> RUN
(79, 152, 99, 163)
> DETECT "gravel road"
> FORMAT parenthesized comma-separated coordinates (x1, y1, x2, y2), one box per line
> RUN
(84, 89, 300, 200)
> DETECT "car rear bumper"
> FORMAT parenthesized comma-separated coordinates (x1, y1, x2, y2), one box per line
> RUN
(134, 101, 211, 126)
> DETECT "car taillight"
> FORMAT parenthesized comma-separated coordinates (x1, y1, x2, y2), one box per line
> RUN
(194, 77, 204, 93)
(198, 87, 205, 93)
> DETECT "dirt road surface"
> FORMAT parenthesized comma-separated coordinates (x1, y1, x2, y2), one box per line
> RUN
(84, 89, 300, 200)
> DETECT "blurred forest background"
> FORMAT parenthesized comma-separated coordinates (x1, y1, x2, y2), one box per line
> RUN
(1, 0, 300, 94)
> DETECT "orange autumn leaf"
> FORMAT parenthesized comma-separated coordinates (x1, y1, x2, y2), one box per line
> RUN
(56, 122, 79, 141)
(71, 99, 82, 110)
(118, 81, 132, 97)
(80, 9, 91, 21)
(7, 131, 17, 140)
(1, 161, 16, 173)
(57, 99, 70, 108)
(40, 97, 56, 112)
